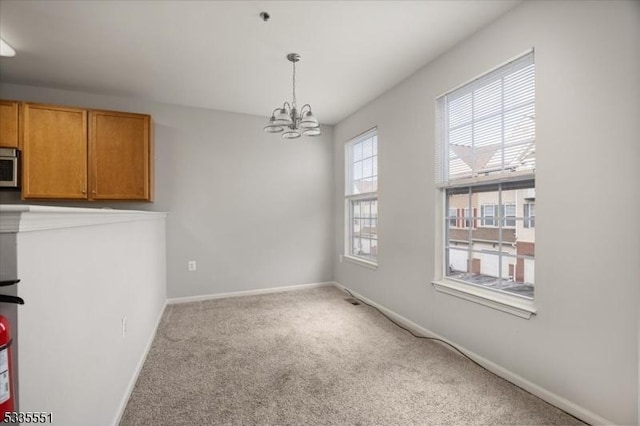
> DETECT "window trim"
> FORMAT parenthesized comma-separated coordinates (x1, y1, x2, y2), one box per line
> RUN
(342, 253, 378, 270)
(344, 127, 378, 267)
(431, 279, 536, 319)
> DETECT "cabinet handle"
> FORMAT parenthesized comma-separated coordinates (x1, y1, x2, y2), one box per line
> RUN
(0, 295, 25, 305)
(92, 190, 97, 194)
(82, 189, 86, 194)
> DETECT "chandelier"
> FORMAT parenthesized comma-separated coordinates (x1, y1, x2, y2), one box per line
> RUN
(263, 53, 321, 138)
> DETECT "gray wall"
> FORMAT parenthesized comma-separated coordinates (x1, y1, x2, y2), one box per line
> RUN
(0, 84, 335, 298)
(333, 1, 639, 424)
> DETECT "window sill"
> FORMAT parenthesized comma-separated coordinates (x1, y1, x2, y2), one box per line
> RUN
(342, 254, 378, 270)
(431, 279, 536, 319)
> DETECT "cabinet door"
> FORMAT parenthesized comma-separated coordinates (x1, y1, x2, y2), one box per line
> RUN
(23, 103, 88, 199)
(0, 100, 20, 149)
(89, 111, 151, 200)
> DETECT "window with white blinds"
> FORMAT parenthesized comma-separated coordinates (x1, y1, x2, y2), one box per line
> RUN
(436, 50, 536, 301)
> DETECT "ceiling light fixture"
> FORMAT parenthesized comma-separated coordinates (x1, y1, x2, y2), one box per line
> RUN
(0, 38, 16, 57)
(264, 53, 321, 139)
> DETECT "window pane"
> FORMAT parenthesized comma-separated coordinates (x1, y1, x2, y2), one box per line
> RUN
(474, 114, 501, 149)
(349, 197, 377, 261)
(478, 251, 501, 284)
(446, 247, 469, 276)
(360, 238, 371, 255)
(474, 79, 502, 119)
(504, 63, 535, 109)
(449, 93, 472, 128)
(504, 103, 535, 145)
(351, 237, 361, 257)
(370, 238, 378, 258)
(365, 177, 378, 192)
(362, 139, 373, 158)
(447, 192, 468, 229)
(446, 182, 534, 299)
(352, 200, 361, 217)
(362, 157, 373, 179)
(353, 160, 363, 180)
(354, 142, 363, 161)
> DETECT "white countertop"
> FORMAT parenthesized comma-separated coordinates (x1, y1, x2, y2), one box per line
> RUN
(0, 204, 167, 233)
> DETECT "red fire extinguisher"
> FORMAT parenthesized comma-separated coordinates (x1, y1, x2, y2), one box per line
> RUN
(0, 315, 14, 415)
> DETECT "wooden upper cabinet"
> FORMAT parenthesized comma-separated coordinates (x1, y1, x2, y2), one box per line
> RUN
(89, 111, 152, 201)
(14, 100, 154, 201)
(22, 103, 88, 199)
(0, 100, 20, 149)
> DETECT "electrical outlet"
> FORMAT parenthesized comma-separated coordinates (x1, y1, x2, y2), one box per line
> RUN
(188, 260, 197, 271)
(122, 316, 127, 339)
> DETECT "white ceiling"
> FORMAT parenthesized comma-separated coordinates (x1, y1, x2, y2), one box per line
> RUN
(0, 0, 520, 125)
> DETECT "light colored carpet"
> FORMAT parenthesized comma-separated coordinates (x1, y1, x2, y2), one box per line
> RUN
(120, 286, 584, 425)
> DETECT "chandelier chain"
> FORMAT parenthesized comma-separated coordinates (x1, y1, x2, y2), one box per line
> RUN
(292, 59, 297, 108)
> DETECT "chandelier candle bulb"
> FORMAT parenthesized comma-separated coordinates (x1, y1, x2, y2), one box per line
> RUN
(263, 53, 321, 138)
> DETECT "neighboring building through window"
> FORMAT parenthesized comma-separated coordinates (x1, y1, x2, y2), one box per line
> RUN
(437, 51, 535, 299)
(345, 128, 378, 264)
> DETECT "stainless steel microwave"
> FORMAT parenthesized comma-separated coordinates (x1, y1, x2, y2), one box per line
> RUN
(0, 148, 20, 189)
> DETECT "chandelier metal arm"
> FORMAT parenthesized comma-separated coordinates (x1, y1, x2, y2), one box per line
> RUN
(300, 104, 312, 115)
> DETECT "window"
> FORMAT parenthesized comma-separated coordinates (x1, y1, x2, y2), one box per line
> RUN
(436, 51, 535, 302)
(345, 128, 378, 265)
(448, 208, 457, 227)
(463, 208, 472, 229)
(524, 202, 535, 228)
(481, 204, 495, 226)
(503, 203, 516, 228)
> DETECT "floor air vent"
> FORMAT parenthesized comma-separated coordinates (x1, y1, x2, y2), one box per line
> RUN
(344, 297, 361, 305)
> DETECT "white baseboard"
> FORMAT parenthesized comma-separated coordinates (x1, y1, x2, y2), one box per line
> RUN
(112, 301, 167, 426)
(332, 282, 612, 426)
(167, 281, 335, 305)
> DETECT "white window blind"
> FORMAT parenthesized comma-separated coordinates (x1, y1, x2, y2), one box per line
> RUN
(437, 51, 535, 185)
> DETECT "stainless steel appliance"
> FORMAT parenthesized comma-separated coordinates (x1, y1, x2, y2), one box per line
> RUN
(0, 148, 20, 189)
